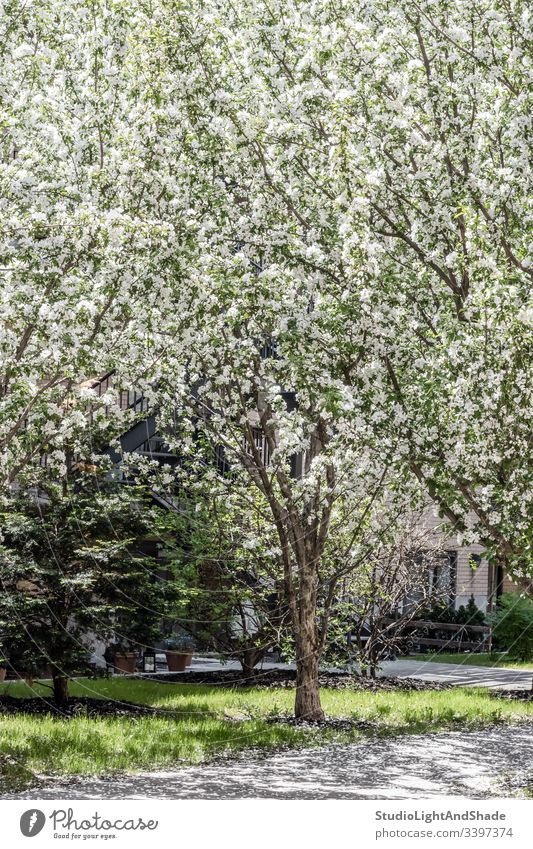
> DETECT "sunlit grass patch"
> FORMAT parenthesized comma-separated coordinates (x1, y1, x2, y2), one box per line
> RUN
(0, 677, 531, 782)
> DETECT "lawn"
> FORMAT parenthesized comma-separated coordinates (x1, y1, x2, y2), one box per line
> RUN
(402, 653, 533, 670)
(0, 677, 532, 784)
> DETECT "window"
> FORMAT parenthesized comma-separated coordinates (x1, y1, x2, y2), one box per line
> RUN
(429, 551, 457, 604)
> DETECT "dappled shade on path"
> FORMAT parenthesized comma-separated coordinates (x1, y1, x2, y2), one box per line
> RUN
(4, 726, 532, 800)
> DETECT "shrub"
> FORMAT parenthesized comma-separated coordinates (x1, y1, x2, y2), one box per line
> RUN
(422, 601, 457, 623)
(423, 596, 485, 626)
(488, 593, 533, 660)
(455, 596, 485, 626)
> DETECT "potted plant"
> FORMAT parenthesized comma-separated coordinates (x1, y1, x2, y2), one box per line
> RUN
(164, 634, 194, 672)
(105, 641, 139, 675)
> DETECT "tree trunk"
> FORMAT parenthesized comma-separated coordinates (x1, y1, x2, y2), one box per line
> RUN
(367, 641, 378, 679)
(292, 553, 325, 721)
(294, 644, 324, 720)
(52, 674, 69, 707)
(240, 647, 264, 680)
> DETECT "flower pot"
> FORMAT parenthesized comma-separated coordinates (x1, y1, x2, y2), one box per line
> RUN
(112, 652, 138, 674)
(0, 667, 6, 682)
(185, 653, 194, 667)
(165, 651, 188, 672)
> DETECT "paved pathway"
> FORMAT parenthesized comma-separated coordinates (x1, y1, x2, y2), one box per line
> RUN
(5, 726, 532, 799)
(379, 659, 533, 690)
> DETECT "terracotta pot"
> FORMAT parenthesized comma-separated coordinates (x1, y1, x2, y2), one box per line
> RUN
(165, 651, 188, 672)
(112, 652, 138, 674)
(0, 667, 6, 682)
(185, 653, 194, 667)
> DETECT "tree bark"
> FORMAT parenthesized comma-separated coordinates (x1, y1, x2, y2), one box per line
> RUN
(240, 647, 264, 679)
(294, 640, 324, 720)
(52, 674, 69, 707)
(291, 545, 325, 721)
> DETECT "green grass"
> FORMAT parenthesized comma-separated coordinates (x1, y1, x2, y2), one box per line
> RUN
(402, 653, 533, 670)
(0, 677, 532, 782)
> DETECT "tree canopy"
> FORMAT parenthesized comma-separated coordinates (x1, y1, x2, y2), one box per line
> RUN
(146, 0, 533, 586)
(1, 0, 531, 717)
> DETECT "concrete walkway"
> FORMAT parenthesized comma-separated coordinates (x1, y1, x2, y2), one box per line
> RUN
(378, 659, 533, 690)
(5, 726, 532, 799)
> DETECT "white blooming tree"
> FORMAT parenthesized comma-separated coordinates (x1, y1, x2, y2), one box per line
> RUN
(2, 0, 532, 719)
(149, 273, 402, 718)
(0, 0, 194, 487)
(151, 0, 532, 593)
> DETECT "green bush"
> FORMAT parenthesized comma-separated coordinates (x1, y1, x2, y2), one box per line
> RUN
(423, 596, 485, 626)
(421, 601, 457, 623)
(455, 596, 486, 626)
(488, 593, 533, 660)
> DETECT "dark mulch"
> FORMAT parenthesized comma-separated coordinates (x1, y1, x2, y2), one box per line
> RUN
(141, 668, 451, 691)
(491, 689, 533, 702)
(266, 715, 376, 732)
(0, 695, 178, 719)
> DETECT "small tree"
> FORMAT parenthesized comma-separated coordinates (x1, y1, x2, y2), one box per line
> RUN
(331, 522, 449, 677)
(146, 420, 405, 719)
(0, 477, 178, 706)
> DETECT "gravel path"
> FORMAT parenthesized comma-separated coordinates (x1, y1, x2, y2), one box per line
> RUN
(4, 726, 532, 800)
